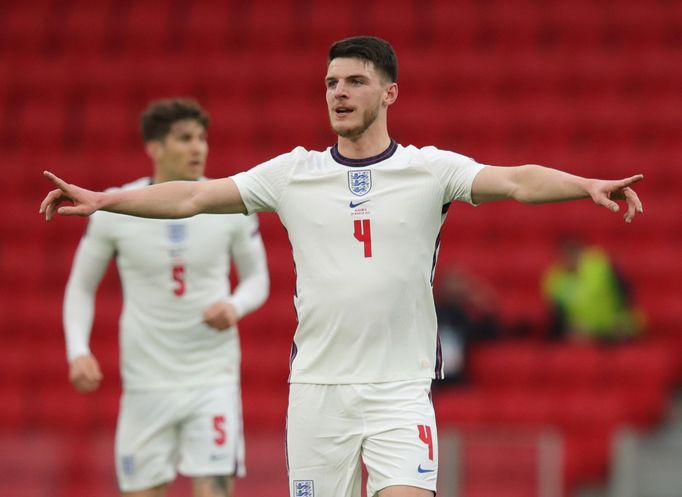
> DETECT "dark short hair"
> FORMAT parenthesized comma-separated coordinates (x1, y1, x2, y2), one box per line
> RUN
(328, 36, 398, 83)
(140, 98, 210, 142)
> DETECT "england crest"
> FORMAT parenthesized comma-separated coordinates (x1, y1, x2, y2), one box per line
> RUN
(168, 223, 186, 243)
(293, 480, 314, 497)
(348, 170, 372, 196)
(121, 455, 135, 476)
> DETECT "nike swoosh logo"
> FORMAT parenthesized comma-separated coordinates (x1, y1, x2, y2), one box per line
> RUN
(350, 199, 370, 208)
(417, 464, 435, 473)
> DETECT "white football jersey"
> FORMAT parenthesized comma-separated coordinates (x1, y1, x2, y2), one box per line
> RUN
(64, 177, 269, 391)
(232, 142, 485, 384)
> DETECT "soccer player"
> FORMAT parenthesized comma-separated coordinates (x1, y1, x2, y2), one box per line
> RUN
(41, 38, 642, 497)
(61, 99, 269, 497)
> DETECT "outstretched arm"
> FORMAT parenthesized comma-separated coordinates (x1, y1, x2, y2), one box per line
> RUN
(39, 171, 247, 221)
(471, 165, 643, 223)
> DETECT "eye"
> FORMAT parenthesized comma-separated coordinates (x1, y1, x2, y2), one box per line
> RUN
(326, 80, 337, 89)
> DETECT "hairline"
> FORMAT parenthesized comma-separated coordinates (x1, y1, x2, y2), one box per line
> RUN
(143, 118, 207, 144)
(327, 56, 394, 85)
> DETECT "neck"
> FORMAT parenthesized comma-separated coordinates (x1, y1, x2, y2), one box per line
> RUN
(336, 123, 391, 159)
(153, 174, 176, 184)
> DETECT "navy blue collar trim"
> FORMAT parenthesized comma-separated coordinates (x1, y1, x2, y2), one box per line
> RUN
(331, 140, 398, 167)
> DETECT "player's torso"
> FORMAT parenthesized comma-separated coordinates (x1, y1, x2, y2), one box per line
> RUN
(277, 148, 448, 383)
(109, 214, 233, 304)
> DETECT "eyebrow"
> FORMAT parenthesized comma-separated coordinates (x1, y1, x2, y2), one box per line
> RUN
(325, 74, 369, 83)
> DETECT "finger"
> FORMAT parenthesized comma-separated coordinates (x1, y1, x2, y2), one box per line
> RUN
(86, 362, 103, 381)
(204, 317, 219, 329)
(43, 170, 70, 191)
(57, 205, 86, 217)
(623, 187, 643, 214)
(39, 189, 59, 214)
(40, 190, 64, 220)
(618, 174, 644, 189)
(205, 316, 229, 331)
(594, 194, 620, 213)
(624, 199, 636, 223)
(71, 377, 91, 392)
(75, 379, 99, 392)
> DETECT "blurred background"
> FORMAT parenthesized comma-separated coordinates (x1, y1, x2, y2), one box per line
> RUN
(0, 0, 680, 496)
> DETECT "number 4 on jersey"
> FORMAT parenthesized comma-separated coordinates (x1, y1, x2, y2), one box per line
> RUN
(353, 219, 372, 258)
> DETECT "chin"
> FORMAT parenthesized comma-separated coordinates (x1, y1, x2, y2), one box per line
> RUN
(332, 123, 362, 139)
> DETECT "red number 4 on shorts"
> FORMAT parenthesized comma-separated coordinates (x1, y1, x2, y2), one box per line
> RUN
(417, 424, 433, 460)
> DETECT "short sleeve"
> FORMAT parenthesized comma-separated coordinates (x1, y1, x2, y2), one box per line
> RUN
(231, 148, 302, 214)
(420, 146, 486, 204)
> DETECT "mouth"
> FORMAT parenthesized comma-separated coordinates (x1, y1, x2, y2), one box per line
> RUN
(333, 106, 354, 118)
(189, 160, 203, 167)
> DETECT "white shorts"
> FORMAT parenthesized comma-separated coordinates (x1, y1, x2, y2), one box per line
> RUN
(287, 379, 437, 497)
(115, 383, 245, 492)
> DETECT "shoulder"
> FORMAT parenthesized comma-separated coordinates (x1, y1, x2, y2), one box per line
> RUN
(240, 146, 333, 178)
(275, 146, 330, 167)
(403, 145, 476, 165)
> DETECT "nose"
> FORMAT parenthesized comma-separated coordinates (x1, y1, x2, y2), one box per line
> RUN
(333, 81, 349, 99)
(191, 138, 207, 154)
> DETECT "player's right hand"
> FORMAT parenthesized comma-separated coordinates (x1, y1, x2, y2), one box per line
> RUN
(39, 171, 100, 221)
(69, 354, 103, 393)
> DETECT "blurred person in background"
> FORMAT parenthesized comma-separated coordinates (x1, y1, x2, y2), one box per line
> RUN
(41, 37, 643, 497)
(542, 235, 643, 342)
(62, 98, 269, 497)
(434, 267, 500, 384)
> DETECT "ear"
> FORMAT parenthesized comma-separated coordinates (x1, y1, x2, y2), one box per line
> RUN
(383, 82, 398, 107)
(145, 141, 162, 161)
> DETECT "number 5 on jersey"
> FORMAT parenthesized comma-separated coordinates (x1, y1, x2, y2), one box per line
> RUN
(172, 263, 186, 296)
(353, 219, 372, 258)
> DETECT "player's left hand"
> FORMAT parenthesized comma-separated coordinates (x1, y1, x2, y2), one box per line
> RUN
(203, 300, 239, 331)
(587, 174, 644, 223)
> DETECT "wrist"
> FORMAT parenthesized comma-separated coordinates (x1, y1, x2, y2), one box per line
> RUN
(578, 177, 596, 199)
(95, 191, 111, 211)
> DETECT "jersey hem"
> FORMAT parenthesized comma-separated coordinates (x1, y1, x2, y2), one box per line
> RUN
(124, 377, 239, 392)
(288, 373, 434, 385)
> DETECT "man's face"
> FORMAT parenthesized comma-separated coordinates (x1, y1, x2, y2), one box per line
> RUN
(325, 57, 391, 139)
(148, 119, 208, 182)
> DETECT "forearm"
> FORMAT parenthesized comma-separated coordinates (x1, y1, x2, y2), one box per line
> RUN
(230, 241, 270, 317)
(98, 181, 205, 219)
(230, 270, 270, 318)
(508, 165, 593, 204)
(64, 280, 95, 362)
(63, 240, 111, 362)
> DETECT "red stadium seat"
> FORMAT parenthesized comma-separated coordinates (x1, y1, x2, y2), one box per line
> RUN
(468, 343, 542, 389)
(116, 0, 176, 55)
(59, 0, 114, 56)
(182, 1, 234, 50)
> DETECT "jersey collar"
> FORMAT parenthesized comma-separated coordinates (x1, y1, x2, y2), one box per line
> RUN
(331, 139, 398, 167)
